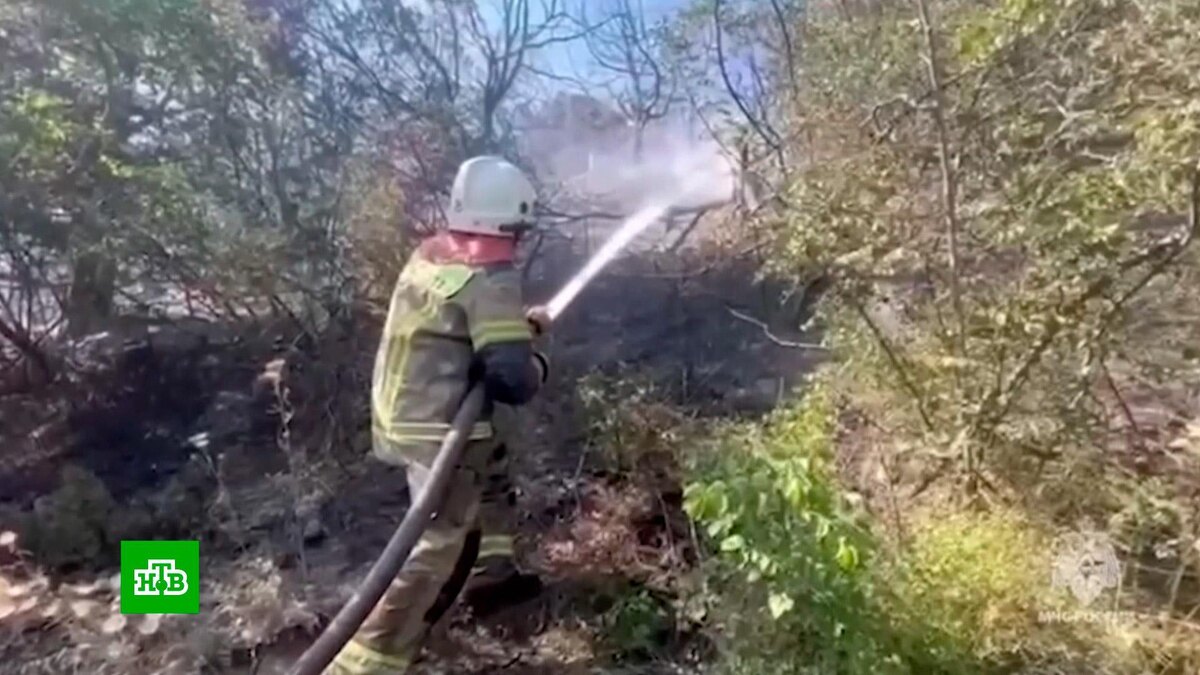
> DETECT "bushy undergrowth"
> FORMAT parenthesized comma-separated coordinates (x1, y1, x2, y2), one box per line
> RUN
(681, 387, 902, 674)
(578, 370, 693, 475)
(893, 509, 1054, 661)
(558, 362, 1197, 673)
(674, 381, 1194, 674)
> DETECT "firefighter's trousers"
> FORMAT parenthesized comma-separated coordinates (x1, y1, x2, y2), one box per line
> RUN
(325, 438, 516, 675)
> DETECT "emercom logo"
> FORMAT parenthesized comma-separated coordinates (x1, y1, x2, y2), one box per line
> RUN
(120, 540, 200, 615)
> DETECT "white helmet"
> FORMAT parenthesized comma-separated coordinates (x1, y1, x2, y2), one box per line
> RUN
(447, 155, 537, 237)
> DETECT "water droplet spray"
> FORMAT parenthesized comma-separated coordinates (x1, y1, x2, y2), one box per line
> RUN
(544, 147, 736, 321)
(545, 200, 672, 321)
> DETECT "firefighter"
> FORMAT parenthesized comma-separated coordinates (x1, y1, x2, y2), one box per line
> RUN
(327, 156, 551, 674)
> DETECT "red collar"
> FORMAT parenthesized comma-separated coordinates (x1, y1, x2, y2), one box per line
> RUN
(418, 232, 516, 266)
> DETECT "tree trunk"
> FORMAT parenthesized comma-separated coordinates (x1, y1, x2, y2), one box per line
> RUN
(66, 252, 117, 338)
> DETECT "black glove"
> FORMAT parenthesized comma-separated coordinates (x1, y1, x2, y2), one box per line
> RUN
(525, 306, 551, 337)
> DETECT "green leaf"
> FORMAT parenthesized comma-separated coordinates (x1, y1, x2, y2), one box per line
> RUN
(836, 537, 860, 571)
(721, 534, 746, 552)
(768, 592, 795, 619)
(706, 514, 736, 538)
(815, 515, 832, 541)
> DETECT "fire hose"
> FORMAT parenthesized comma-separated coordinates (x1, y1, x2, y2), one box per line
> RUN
(288, 202, 673, 675)
(287, 384, 485, 675)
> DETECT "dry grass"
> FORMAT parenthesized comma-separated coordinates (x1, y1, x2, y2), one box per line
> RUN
(538, 482, 684, 587)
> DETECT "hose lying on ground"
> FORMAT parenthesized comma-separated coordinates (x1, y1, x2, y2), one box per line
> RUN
(286, 385, 486, 675)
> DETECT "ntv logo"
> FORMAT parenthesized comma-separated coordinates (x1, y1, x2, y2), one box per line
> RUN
(133, 559, 189, 596)
(120, 541, 200, 614)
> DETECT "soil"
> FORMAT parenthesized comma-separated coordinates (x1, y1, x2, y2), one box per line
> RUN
(0, 229, 821, 675)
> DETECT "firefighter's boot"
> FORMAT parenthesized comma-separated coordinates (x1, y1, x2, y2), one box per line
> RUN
(461, 533, 543, 618)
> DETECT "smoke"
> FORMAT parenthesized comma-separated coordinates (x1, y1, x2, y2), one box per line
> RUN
(543, 132, 738, 317)
(576, 135, 738, 212)
(523, 108, 739, 216)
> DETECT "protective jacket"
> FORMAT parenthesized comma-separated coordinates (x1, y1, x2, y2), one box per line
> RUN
(371, 231, 547, 466)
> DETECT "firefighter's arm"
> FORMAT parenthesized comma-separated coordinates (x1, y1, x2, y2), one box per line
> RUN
(463, 267, 548, 406)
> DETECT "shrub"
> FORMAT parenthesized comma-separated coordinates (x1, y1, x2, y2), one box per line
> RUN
(600, 586, 675, 661)
(678, 384, 1156, 674)
(681, 386, 910, 675)
(578, 370, 692, 475)
(885, 509, 1061, 669)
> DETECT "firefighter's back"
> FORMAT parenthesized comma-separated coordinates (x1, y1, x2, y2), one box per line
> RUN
(372, 245, 477, 467)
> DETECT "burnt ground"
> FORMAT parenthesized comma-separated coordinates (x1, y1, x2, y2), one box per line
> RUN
(0, 233, 822, 675)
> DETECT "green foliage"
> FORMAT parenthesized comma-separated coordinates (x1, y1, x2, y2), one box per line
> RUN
(890, 510, 1056, 663)
(955, 0, 1056, 65)
(682, 387, 908, 674)
(801, 5, 923, 110)
(772, 0, 1200, 507)
(681, 399, 1144, 672)
(0, 0, 373, 336)
(674, 377, 1197, 673)
(0, 92, 81, 173)
(10, 460, 218, 570)
(15, 466, 121, 570)
(601, 587, 674, 660)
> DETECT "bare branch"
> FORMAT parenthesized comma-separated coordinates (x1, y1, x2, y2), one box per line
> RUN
(847, 291, 937, 432)
(667, 209, 708, 253)
(0, 313, 54, 383)
(713, 0, 783, 157)
(580, 0, 674, 158)
(726, 306, 828, 351)
(914, 0, 967, 357)
(769, 0, 800, 102)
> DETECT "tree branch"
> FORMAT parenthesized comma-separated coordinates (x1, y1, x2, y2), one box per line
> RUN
(713, 0, 783, 158)
(976, 167, 1200, 443)
(914, 0, 967, 357)
(849, 293, 937, 432)
(0, 314, 53, 383)
(725, 306, 827, 351)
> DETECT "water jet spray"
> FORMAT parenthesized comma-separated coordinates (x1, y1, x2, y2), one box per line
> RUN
(545, 201, 671, 321)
